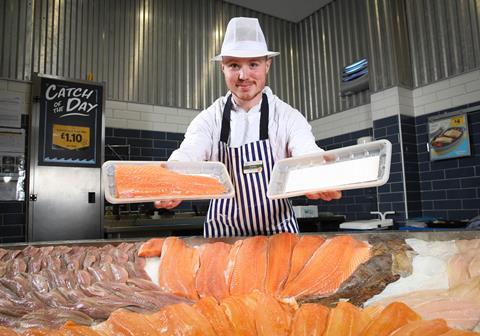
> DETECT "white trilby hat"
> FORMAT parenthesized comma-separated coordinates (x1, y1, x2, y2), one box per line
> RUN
(212, 17, 280, 61)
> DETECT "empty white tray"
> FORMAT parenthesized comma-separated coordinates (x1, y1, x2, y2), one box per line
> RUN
(267, 140, 392, 199)
(103, 160, 235, 204)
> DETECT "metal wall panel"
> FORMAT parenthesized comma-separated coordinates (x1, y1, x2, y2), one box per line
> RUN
(406, 0, 480, 87)
(296, 0, 371, 120)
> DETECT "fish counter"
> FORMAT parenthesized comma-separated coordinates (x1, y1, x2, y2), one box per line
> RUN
(0, 230, 480, 335)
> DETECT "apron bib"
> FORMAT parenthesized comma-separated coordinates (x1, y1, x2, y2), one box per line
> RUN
(204, 94, 298, 237)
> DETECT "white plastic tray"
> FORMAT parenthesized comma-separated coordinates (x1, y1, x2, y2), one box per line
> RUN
(103, 160, 235, 204)
(267, 140, 392, 199)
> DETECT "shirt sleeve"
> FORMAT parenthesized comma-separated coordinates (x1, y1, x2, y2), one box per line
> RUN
(168, 109, 215, 162)
(286, 107, 324, 157)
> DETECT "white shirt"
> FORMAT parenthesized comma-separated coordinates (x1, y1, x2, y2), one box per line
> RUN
(169, 87, 323, 162)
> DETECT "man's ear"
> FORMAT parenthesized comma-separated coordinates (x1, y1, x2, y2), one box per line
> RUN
(265, 58, 272, 73)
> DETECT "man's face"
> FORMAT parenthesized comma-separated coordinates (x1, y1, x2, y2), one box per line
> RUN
(221, 56, 271, 105)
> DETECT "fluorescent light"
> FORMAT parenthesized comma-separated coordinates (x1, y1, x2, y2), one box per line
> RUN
(3, 176, 12, 183)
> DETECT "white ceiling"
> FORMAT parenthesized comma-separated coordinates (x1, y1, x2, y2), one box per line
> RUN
(223, 0, 334, 23)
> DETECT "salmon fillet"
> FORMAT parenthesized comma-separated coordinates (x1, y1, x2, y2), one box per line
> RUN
(196, 242, 232, 301)
(290, 303, 329, 336)
(145, 303, 216, 336)
(193, 297, 236, 336)
(97, 310, 160, 335)
(229, 236, 269, 296)
(0, 326, 19, 336)
(389, 319, 450, 336)
(115, 165, 225, 198)
(323, 301, 371, 336)
(440, 330, 480, 336)
(281, 235, 371, 298)
(254, 291, 294, 336)
(61, 321, 105, 336)
(138, 238, 164, 257)
(221, 294, 258, 335)
(360, 302, 421, 336)
(158, 237, 200, 300)
(264, 233, 298, 296)
(283, 235, 325, 289)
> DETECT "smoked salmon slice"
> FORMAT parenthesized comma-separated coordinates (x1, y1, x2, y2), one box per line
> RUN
(281, 235, 371, 298)
(193, 297, 236, 336)
(195, 242, 232, 301)
(360, 302, 421, 336)
(145, 303, 216, 336)
(389, 319, 450, 336)
(323, 301, 371, 336)
(138, 238, 164, 257)
(265, 233, 298, 296)
(229, 236, 269, 296)
(158, 237, 200, 300)
(290, 303, 329, 336)
(115, 165, 225, 199)
(283, 235, 325, 289)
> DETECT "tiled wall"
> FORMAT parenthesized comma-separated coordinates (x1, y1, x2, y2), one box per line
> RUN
(0, 201, 25, 243)
(415, 104, 480, 220)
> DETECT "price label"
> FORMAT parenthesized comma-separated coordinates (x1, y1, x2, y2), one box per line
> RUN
(52, 124, 90, 150)
(451, 116, 464, 126)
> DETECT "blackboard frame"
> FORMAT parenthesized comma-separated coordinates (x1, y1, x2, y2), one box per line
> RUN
(34, 74, 104, 168)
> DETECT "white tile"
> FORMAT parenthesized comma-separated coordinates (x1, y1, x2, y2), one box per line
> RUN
(399, 104, 415, 117)
(449, 70, 480, 87)
(435, 84, 466, 99)
(398, 93, 414, 107)
(424, 98, 452, 114)
(113, 109, 141, 120)
(421, 80, 450, 95)
(414, 92, 437, 107)
(154, 105, 178, 115)
(7, 81, 31, 93)
(105, 100, 128, 110)
(452, 91, 480, 107)
(127, 102, 153, 113)
(414, 105, 425, 117)
(127, 120, 153, 131)
(141, 112, 166, 122)
(165, 114, 194, 125)
(0, 80, 7, 90)
(105, 108, 114, 118)
(465, 79, 480, 93)
(154, 122, 180, 133)
(105, 118, 127, 128)
(413, 87, 423, 98)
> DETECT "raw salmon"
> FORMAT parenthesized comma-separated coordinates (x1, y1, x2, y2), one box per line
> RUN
(440, 330, 480, 336)
(229, 236, 269, 296)
(145, 303, 216, 336)
(221, 295, 258, 335)
(323, 301, 371, 336)
(93, 309, 159, 335)
(158, 237, 199, 300)
(360, 302, 421, 336)
(255, 291, 294, 336)
(193, 297, 236, 336)
(281, 235, 371, 298)
(265, 233, 298, 296)
(138, 238, 164, 257)
(115, 165, 225, 198)
(60, 321, 105, 336)
(290, 303, 329, 336)
(389, 319, 450, 336)
(283, 235, 325, 289)
(195, 242, 232, 301)
(0, 326, 19, 336)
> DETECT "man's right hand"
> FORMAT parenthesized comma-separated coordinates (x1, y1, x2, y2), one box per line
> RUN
(154, 200, 182, 209)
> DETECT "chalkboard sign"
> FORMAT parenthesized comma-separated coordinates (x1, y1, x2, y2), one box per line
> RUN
(37, 76, 103, 167)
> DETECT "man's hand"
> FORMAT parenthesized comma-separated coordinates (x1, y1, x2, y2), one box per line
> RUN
(305, 191, 342, 201)
(154, 200, 182, 209)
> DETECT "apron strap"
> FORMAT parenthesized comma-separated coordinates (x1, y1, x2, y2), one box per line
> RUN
(220, 93, 269, 143)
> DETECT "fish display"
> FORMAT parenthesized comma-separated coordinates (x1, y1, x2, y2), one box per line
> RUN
(1, 293, 479, 335)
(115, 165, 225, 198)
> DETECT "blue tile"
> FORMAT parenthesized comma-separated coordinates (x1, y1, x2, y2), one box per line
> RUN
(430, 160, 458, 170)
(333, 133, 351, 143)
(374, 128, 387, 138)
(141, 148, 167, 157)
(388, 172, 403, 183)
(379, 192, 405, 202)
(447, 189, 477, 199)
(420, 181, 432, 190)
(154, 140, 179, 149)
(105, 137, 126, 145)
(432, 179, 460, 189)
(0, 225, 24, 237)
(416, 124, 427, 135)
(105, 127, 113, 136)
(447, 210, 479, 220)
(127, 138, 153, 148)
(0, 202, 23, 213)
(378, 184, 390, 193)
(114, 128, 141, 138)
(130, 156, 153, 161)
(141, 130, 166, 139)
(423, 210, 448, 218)
(387, 125, 400, 135)
(445, 167, 475, 179)
(422, 201, 433, 210)
(434, 200, 462, 209)
(422, 190, 446, 200)
(391, 153, 402, 164)
(458, 156, 480, 167)
(420, 170, 444, 181)
(379, 203, 393, 211)
(3, 214, 25, 225)
(463, 199, 480, 209)
(374, 115, 399, 128)
(166, 132, 185, 141)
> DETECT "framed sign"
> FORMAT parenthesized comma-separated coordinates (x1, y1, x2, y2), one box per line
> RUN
(428, 111, 471, 161)
(37, 76, 103, 167)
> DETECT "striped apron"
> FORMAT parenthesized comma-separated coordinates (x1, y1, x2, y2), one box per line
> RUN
(204, 93, 298, 237)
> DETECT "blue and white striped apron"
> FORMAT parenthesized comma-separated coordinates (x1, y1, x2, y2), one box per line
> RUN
(204, 93, 298, 237)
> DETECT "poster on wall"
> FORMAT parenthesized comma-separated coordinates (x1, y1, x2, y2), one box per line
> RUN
(428, 112, 471, 161)
(37, 76, 103, 167)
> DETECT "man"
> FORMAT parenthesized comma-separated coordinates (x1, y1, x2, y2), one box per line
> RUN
(156, 17, 341, 237)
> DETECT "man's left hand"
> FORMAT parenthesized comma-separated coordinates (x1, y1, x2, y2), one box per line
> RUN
(305, 190, 342, 201)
